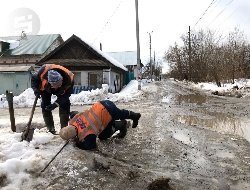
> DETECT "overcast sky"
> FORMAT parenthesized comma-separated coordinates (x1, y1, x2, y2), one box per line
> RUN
(0, 0, 250, 66)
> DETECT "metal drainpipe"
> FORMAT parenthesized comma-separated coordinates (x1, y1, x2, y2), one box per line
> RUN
(109, 68, 111, 92)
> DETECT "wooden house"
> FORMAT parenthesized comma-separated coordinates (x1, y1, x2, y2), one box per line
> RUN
(37, 35, 127, 93)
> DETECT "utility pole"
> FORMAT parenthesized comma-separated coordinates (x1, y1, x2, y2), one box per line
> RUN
(154, 51, 156, 79)
(188, 26, 191, 80)
(154, 51, 155, 66)
(135, 0, 141, 90)
(148, 31, 153, 81)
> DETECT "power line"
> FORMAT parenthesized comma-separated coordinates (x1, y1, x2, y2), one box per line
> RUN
(92, 0, 124, 45)
(205, 0, 237, 44)
(194, 0, 218, 27)
(209, 0, 222, 11)
(80, 0, 124, 58)
(216, 5, 239, 28)
(208, 0, 235, 27)
(192, 0, 243, 44)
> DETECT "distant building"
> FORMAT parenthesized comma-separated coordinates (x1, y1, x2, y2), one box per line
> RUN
(107, 51, 142, 84)
(0, 33, 63, 67)
(0, 33, 63, 95)
(0, 66, 34, 95)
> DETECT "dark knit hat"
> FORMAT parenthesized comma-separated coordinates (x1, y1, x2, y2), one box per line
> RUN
(48, 70, 62, 86)
(48, 70, 62, 84)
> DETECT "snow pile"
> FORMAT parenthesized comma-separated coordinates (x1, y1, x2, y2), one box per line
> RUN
(0, 80, 144, 108)
(177, 78, 250, 98)
(0, 131, 53, 190)
(13, 88, 40, 107)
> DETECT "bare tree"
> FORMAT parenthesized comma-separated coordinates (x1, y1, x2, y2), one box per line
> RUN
(164, 27, 249, 86)
(165, 43, 187, 80)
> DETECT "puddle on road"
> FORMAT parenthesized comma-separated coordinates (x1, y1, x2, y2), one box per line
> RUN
(174, 93, 250, 142)
(177, 114, 250, 143)
(175, 94, 207, 105)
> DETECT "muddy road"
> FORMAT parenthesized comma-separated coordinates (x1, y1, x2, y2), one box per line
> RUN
(2, 79, 250, 190)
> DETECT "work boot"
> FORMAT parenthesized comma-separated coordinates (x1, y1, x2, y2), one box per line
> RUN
(59, 108, 70, 128)
(129, 111, 141, 128)
(42, 111, 56, 134)
(114, 120, 128, 138)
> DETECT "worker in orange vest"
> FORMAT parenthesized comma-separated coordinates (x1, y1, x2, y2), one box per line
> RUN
(31, 64, 74, 134)
(59, 100, 141, 150)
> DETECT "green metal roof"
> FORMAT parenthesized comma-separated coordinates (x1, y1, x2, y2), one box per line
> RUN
(0, 34, 61, 55)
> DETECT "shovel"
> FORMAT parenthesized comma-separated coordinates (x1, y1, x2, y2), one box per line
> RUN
(21, 95, 39, 142)
(40, 139, 70, 173)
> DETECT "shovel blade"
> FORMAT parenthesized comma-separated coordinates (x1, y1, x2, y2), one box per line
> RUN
(21, 127, 35, 142)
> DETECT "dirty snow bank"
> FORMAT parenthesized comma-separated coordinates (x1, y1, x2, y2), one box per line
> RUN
(0, 80, 144, 108)
(176, 78, 250, 98)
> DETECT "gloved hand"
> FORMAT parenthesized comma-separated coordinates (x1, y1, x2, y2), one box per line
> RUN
(45, 103, 58, 111)
(34, 89, 40, 97)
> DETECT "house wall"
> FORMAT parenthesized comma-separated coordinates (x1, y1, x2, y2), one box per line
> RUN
(73, 70, 103, 91)
(0, 56, 41, 66)
(102, 69, 119, 93)
(72, 69, 123, 93)
(80, 71, 88, 86)
(109, 71, 122, 93)
(0, 72, 32, 95)
(103, 69, 110, 86)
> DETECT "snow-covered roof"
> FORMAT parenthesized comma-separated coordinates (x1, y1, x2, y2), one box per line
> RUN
(37, 35, 127, 72)
(91, 45, 128, 71)
(106, 51, 137, 66)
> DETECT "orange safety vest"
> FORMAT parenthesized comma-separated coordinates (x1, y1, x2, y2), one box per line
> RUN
(69, 102, 112, 141)
(39, 64, 74, 91)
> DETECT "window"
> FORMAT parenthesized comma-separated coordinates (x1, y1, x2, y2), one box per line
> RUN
(73, 72, 81, 85)
(89, 73, 97, 87)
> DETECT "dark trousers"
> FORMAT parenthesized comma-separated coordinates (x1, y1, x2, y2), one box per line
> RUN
(98, 100, 130, 140)
(40, 90, 71, 112)
(100, 100, 130, 120)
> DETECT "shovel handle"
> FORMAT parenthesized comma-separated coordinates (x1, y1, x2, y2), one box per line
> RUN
(40, 139, 70, 173)
(26, 95, 39, 128)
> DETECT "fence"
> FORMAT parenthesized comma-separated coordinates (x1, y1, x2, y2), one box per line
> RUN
(73, 85, 96, 94)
